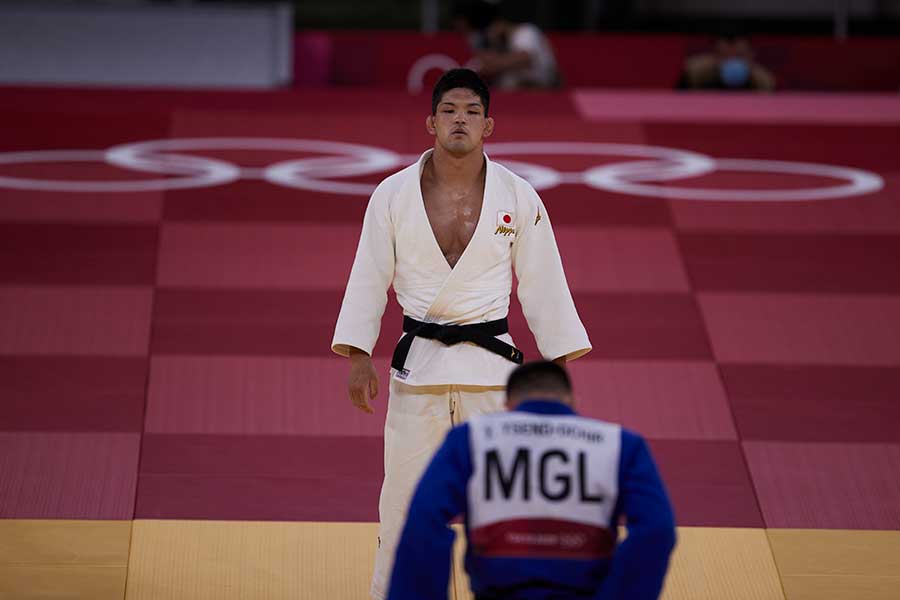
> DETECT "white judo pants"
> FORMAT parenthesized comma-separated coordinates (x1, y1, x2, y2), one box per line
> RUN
(370, 378, 505, 600)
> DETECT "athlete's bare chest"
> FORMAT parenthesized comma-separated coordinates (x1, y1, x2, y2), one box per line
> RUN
(421, 178, 485, 269)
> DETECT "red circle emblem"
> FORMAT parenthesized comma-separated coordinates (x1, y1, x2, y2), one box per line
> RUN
(503, 214, 511, 223)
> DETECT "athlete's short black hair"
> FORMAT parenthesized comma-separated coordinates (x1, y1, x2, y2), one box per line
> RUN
(431, 68, 491, 117)
(506, 360, 572, 401)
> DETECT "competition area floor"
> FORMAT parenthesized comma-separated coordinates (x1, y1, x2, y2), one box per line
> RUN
(1, 86, 899, 599)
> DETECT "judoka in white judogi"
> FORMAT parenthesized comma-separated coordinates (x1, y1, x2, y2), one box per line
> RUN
(333, 150, 590, 599)
(333, 149, 590, 386)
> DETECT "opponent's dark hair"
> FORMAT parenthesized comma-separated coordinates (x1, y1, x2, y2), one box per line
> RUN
(431, 68, 491, 117)
(506, 361, 572, 400)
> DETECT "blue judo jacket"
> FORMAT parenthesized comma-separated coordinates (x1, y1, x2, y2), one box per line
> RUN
(387, 400, 676, 600)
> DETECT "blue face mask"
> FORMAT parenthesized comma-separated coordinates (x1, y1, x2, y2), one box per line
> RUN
(719, 57, 750, 88)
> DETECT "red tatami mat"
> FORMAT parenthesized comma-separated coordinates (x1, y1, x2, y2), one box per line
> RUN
(574, 91, 900, 124)
(722, 365, 900, 443)
(0, 286, 153, 356)
(136, 434, 382, 521)
(0, 357, 147, 432)
(1, 86, 899, 528)
(0, 432, 140, 519)
(157, 223, 359, 290)
(679, 233, 900, 294)
(648, 440, 763, 528)
(145, 356, 389, 435)
(557, 228, 689, 292)
(743, 441, 900, 530)
(699, 293, 900, 365)
(569, 360, 736, 440)
(0, 223, 158, 285)
(570, 293, 713, 359)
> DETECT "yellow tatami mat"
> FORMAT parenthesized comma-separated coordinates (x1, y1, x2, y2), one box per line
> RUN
(660, 527, 786, 600)
(125, 520, 378, 600)
(768, 529, 900, 600)
(122, 521, 900, 600)
(0, 520, 131, 600)
(452, 524, 473, 600)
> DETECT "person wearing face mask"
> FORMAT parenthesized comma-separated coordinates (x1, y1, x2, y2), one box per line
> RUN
(678, 30, 776, 92)
(452, 0, 560, 90)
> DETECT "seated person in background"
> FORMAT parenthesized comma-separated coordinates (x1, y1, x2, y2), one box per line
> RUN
(453, 0, 560, 90)
(388, 361, 676, 600)
(678, 30, 776, 92)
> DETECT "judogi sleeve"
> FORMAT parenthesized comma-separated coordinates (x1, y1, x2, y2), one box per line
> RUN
(512, 185, 591, 361)
(387, 425, 472, 600)
(331, 181, 395, 357)
(595, 431, 676, 600)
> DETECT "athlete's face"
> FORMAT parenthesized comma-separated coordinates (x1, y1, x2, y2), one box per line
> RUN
(426, 88, 494, 157)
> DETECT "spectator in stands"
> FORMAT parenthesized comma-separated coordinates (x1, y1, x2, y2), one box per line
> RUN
(453, 0, 560, 90)
(678, 30, 776, 92)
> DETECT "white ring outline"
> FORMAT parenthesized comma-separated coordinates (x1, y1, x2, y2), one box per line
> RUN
(0, 138, 885, 202)
(584, 158, 884, 201)
(0, 150, 235, 192)
(106, 138, 403, 196)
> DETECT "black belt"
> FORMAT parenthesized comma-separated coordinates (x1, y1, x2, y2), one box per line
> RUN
(391, 316, 524, 373)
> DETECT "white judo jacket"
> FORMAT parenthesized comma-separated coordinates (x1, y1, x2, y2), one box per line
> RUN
(332, 149, 591, 386)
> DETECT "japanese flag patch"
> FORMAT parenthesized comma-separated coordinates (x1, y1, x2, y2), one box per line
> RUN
(495, 211, 516, 236)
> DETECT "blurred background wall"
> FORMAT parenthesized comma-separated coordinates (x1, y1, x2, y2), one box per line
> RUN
(0, 0, 897, 89)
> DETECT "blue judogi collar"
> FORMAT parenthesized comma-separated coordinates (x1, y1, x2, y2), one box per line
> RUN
(514, 399, 577, 416)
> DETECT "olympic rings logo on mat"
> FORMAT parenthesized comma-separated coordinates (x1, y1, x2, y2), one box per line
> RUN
(0, 138, 884, 202)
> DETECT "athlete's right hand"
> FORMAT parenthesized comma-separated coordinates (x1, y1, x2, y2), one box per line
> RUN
(347, 350, 378, 414)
